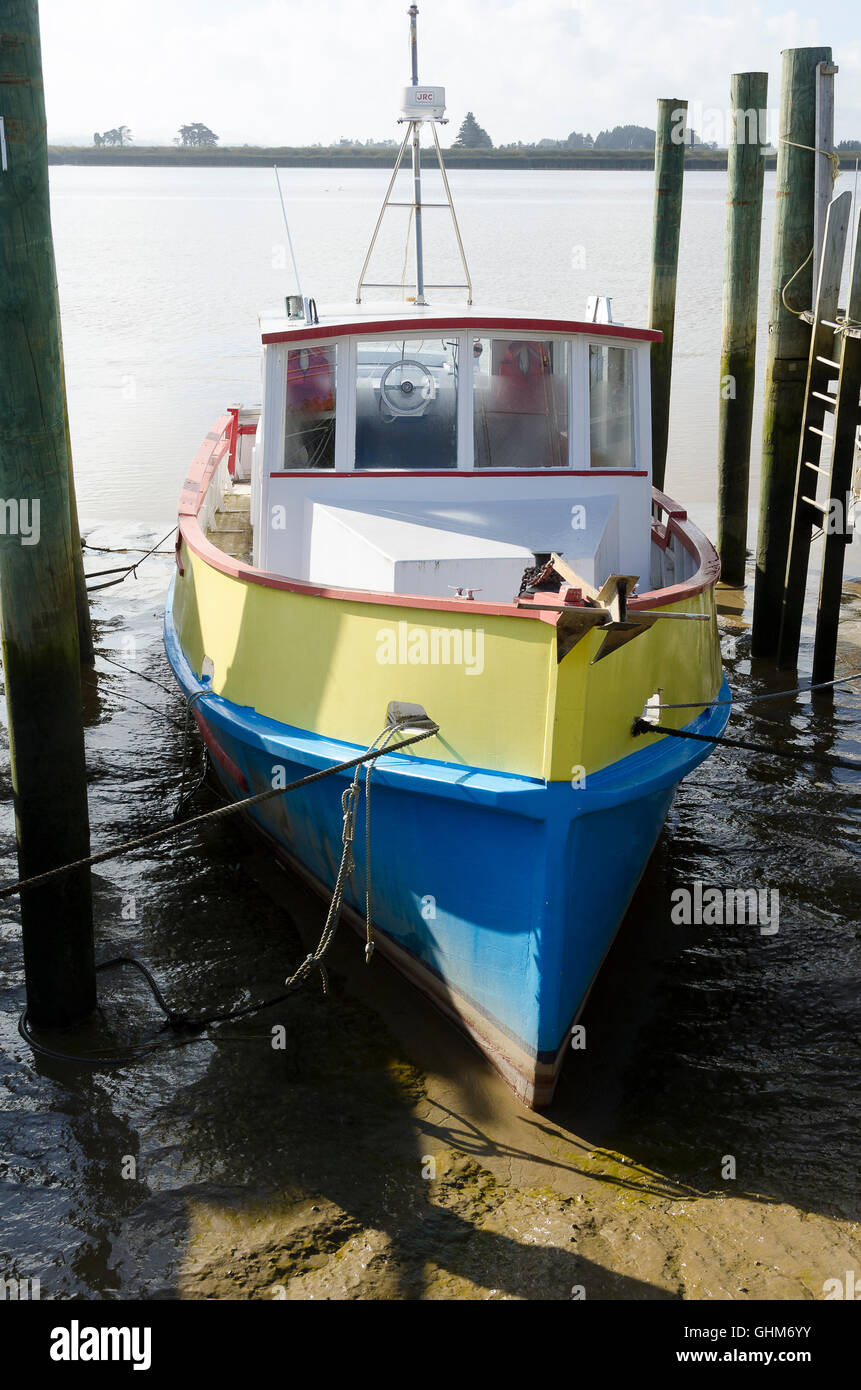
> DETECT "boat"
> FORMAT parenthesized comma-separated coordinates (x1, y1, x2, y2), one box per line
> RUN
(164, 6, 730, 1108)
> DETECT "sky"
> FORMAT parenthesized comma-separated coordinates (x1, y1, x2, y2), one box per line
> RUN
(39, 0, 861, 148)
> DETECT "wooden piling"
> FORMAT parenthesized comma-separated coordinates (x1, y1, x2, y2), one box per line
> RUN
(648, 98, 687, 492)
(59, 336, 95, 666)
(716, 74, 768, 586)
(0, 3, 95, 1025)
(751, 46, 832, 657)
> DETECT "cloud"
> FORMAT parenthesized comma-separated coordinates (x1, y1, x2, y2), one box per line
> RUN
(40, 0, 861, 146)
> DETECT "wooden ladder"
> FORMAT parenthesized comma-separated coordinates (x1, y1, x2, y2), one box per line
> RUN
(812, 207, 861, 682)
(777, 191, 852, 669)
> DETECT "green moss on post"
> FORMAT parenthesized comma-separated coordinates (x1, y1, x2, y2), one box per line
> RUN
(648, 98, 687, 493)
(0, 3, 95, 1025)
(752, 46, 831, 657)
(717, 74, 768, 586)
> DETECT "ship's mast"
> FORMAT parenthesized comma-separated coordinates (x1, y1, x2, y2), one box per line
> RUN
(355, 5, 472, 305)
(408, 5, 426, 304)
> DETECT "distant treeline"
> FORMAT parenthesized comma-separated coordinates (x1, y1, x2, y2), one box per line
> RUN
(47, 143, 813, 171)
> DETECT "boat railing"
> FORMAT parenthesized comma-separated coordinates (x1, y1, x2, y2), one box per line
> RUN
(639, 485, 720, 603)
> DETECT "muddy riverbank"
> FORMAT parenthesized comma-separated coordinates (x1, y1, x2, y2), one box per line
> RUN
(1, 547, 858, 1301)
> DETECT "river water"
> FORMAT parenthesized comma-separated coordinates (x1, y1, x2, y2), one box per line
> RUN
(0, 167, 859, 1301)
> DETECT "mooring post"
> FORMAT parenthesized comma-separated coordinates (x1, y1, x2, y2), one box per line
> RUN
(751, 46, 832, 657)
(0, 4, 96, 1025)
(59, 335, 95, 666)
(716, 73, 768, 585)
(648, 97, 687, 493)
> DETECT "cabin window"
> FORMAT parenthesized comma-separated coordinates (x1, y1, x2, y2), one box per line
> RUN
(589, 344, 635, 469)
(283, 343, 337, 468)
(354, 337, 458, 469)
(472, 338, 568, 469)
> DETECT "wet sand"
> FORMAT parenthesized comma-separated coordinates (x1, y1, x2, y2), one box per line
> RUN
(1, 552, 860, 1301)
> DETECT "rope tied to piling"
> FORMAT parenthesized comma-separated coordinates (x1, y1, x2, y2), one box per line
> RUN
(777, 138, 841, 318)
(632, 716, 861, 773)
(84, 525, 177, 592)
(780, 247, 814, 318)
(779, 137, 842, 186)
(645, 670, 861, 711)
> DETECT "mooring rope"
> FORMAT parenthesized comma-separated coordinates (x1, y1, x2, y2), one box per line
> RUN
(779, 137, 842, 185)
(0, 722, 438, 900)
(174, 689, 214, 817)
(780, 246, 814, 318)
(777, 136, 842, 319)
(14, 718, 439, 1067)
(98, 652, 177, 697)
(649, 671, 861, 711)
(80, 671, 186, 731)
(282, 720, 404, 995)
(632, 717, 860, 773)
(83, 540, 176, 556)
(85, 525, 177, 592)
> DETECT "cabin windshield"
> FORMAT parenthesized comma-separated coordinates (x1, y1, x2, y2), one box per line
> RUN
(356, 337, 458, 470)
(266, 324, 648, 473)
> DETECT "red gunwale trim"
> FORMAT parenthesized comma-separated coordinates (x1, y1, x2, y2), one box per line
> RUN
(261, 315, 662, 346)
(177, 415, 719, 620)
(269, 469, 649, 479)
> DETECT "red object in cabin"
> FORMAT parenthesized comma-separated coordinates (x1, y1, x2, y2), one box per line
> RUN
(496, 341, 551, 414)
(286, 347, 335, 412)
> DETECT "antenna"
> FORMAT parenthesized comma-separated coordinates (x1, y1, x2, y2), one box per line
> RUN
(355, 5, 472, 305)
(409, 1, 419, 85)
(408, 4, 425, 303)
(274, 164, 309, 320)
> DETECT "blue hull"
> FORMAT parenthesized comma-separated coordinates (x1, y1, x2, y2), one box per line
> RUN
(165, 593, 730, 1106)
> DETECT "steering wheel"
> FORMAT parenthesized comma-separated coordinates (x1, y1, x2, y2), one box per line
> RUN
(379, 358, 436, 418)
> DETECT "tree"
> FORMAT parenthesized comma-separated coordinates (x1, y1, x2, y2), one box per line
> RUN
(178, 123, 219, 147)
(454, 112, 492, 149)
(594, 124, 656, 151)
(838, 139, 861, 151)
(95, 125, 132, 147)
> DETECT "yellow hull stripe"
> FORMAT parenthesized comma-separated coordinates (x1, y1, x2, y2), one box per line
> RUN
(173, 540, 722, 781)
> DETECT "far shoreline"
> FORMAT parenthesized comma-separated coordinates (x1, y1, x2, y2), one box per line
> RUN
(46, 144, 816, 172)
